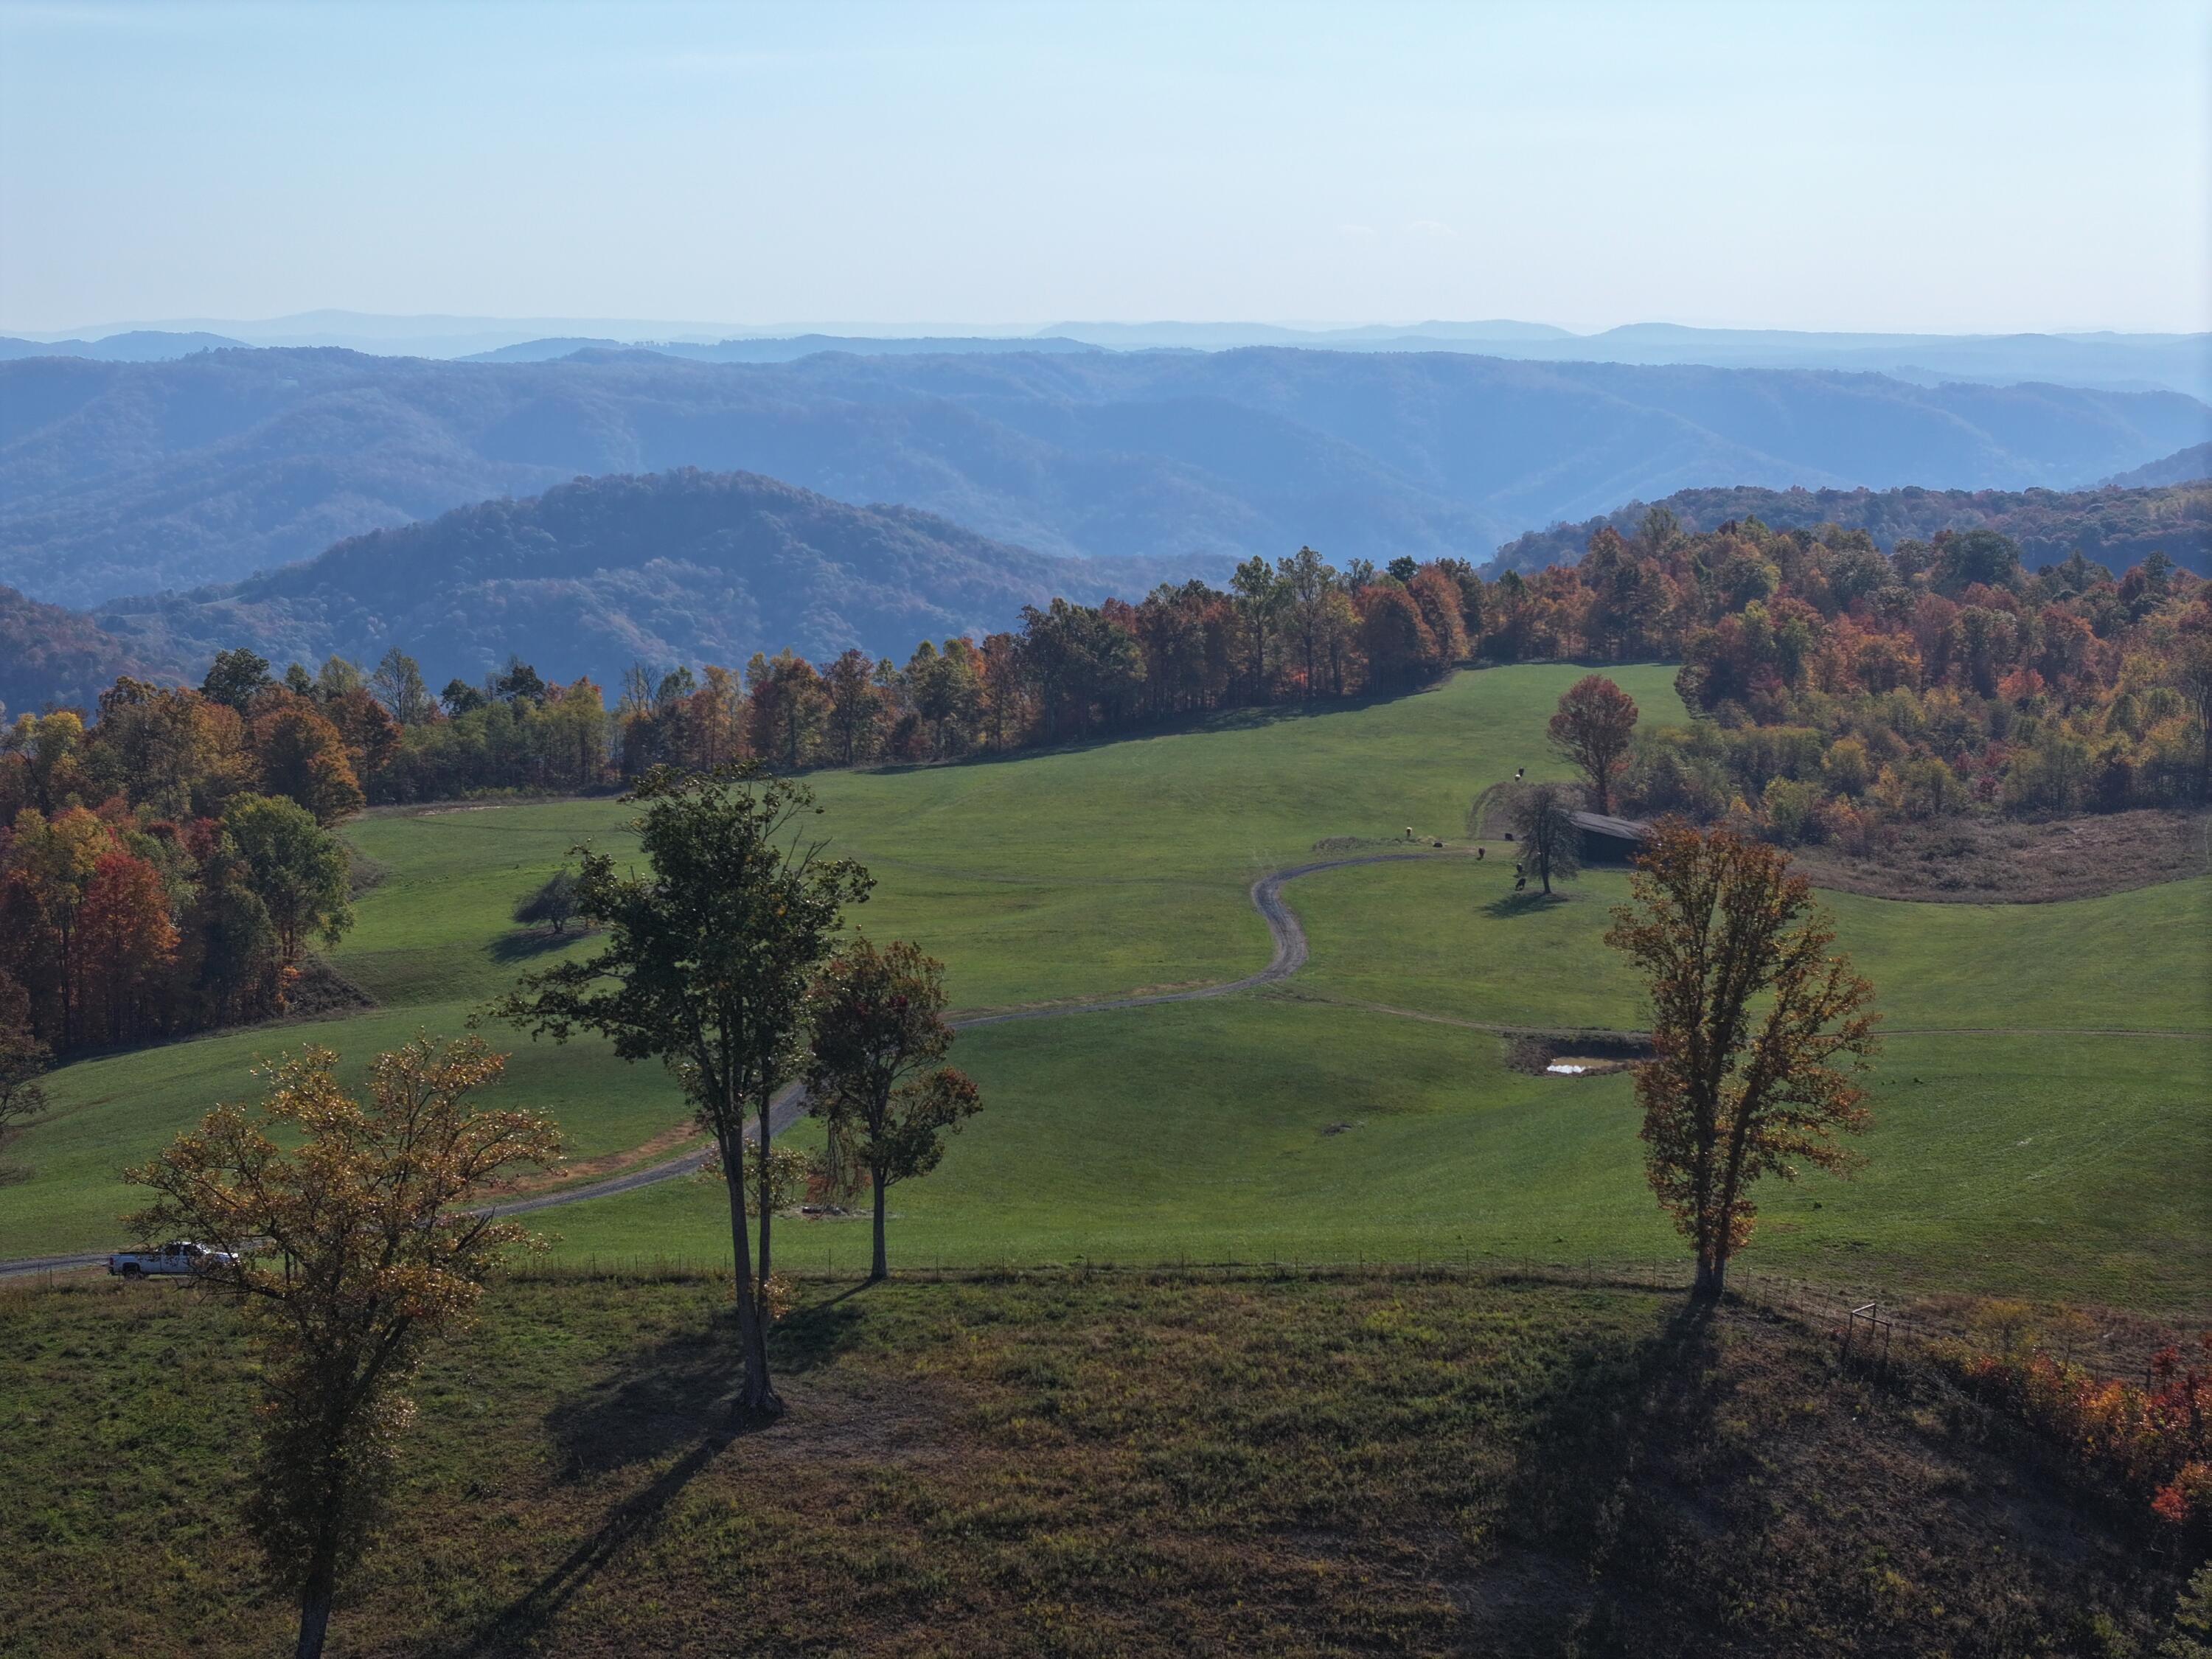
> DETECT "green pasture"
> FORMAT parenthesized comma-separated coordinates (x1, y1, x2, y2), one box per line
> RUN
(6, 663, 2208, 1313)
(1287, 858, 2212, 1035)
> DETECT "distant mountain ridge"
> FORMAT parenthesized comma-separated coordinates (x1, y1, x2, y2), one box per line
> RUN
(0, 330, 246, 362)
(1489, 480, 2212, 575)
(14, 313, 2205, 399)
(2101, 442, 2212, 490)
(84, 467, 1232, 694)
(462, 335, 1105, 364)
(4, 345, 2203, 610)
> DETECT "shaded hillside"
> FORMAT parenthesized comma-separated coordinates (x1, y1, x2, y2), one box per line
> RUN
(4, 345, 2203, 607)
(2, 1275, 2194, 1657)
(0, 583, 173, 716)
(1490, 479, 2212, 574)
(2104, 440, 2212, 489)
(90, 467, 1228, 692)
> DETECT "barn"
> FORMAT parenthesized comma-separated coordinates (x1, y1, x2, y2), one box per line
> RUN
(1570, 810, 1655, 864)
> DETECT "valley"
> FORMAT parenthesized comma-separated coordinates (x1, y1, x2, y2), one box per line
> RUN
(9, 663, 2205, 1315)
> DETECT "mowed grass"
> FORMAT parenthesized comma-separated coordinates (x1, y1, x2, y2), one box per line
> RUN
(538, 1006, 2212, 1312)
(4, 665, 1677, 1259)
(1287, 858, 2212, 1034)
(0, 1272, 2185, 1658)
(6, 661, 2208, 1317)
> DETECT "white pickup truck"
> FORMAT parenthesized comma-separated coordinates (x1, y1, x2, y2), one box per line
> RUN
(108, 1239, 239, 1278)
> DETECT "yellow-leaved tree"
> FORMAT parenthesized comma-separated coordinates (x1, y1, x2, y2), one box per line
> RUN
(125, 1034, 562, 1659)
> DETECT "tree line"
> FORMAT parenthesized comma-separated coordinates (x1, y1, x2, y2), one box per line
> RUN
(1541, 513, 2212, 845)
(7, 515, 2204, 1067)
(0, 672, 358, 1062)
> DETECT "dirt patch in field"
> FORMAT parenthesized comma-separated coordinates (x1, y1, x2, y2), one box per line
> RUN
(1506, 1031, 1652, 1077)
(275, 953, 376, 1020)
(1794, 809, 2210, 903)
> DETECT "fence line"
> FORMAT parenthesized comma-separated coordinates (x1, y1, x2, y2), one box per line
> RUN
(6, 1245, 2177, 1384)
(487, 1250, 2192, 1384)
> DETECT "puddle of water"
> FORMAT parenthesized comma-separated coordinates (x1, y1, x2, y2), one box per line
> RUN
(1545, 1063, 1588, 1075)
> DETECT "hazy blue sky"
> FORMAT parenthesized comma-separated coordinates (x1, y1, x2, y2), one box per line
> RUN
(2, 0, 2206, 335)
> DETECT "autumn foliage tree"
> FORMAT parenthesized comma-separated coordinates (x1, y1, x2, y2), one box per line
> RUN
(805, 939, 981, 1281)
(1548, 675, 1639, 815)
(125, 1035, 562, 1659)
(1604, 821, 1881, 1299)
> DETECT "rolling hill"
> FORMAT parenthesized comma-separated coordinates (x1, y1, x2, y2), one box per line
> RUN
(1490, 479, 2212, 574)
(2104, 440, 2212, 489)
(4, 346, 2203, 608)
(86, 467, 1228, 692)
(0, 582, 166, 716)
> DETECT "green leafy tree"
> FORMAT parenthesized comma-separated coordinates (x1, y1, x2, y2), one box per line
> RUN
(492, 763, 870, 1416)
(0, 973, 49, 1180)
(512, 869, 579, 934)
(223, 793, 354, 970)
(201, 647, 274, 714)
(805, 939, 981, 1280)
(124, 1035, 561, 1659)
(369, 648, 435, 726)
(440, 678, 486, 716)
(1230, 555, 1286, 700)
(1604, 821, 1880, 1299)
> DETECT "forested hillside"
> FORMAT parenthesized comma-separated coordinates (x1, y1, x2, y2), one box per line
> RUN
(0, 583, 172, 716)
(88, 469, 1227, 693)
(4, 345, 2203, 606)
(1492, 480, 2212, 575)
(2104, 441, 2212, 489)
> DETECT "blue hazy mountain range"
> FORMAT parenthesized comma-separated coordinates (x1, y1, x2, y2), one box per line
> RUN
(2, 344, 2203, 611)
(6, 313, 2205, 400)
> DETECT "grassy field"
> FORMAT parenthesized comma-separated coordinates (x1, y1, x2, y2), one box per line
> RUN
(0, 1270, 2189, 1658)
(6, 663, 2207, 1315)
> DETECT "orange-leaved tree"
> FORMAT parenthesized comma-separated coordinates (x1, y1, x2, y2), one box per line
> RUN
(1604, 820, 1880, 1299)
(125, 1034, 562, 1659)
(1548, 674, 1639, 815)
(805, 938, 981, 1281)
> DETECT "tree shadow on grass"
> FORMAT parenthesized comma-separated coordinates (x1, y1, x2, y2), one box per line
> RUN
(770, 1279, 877, 1372)
(448, 1291, 877, 1656)
(451, 1425, 734, 1656)
(1475, 1296, 1734, 1649)
(1483, 889, 1575, 919)
(487, 928, 585, 966)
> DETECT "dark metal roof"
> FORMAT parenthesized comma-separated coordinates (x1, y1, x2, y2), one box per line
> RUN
(1568, 810, 1655, 840)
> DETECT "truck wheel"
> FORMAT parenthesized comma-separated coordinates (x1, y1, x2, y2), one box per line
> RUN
(119, 1263, 142, 1277)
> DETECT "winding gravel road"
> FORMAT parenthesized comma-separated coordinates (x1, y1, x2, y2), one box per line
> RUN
(0, 852, 1437, 1279)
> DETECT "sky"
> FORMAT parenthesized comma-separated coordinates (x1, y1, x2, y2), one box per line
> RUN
(1, 0, 2207, 338)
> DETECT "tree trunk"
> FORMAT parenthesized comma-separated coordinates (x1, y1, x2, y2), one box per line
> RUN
(294, 1558, 335, 1659)
(1692, 1254, 1726, 1301)
(754, 1099, 773, 1310)
(871, 1172, 888, 1282)
(720, 1127, 779, 1419)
